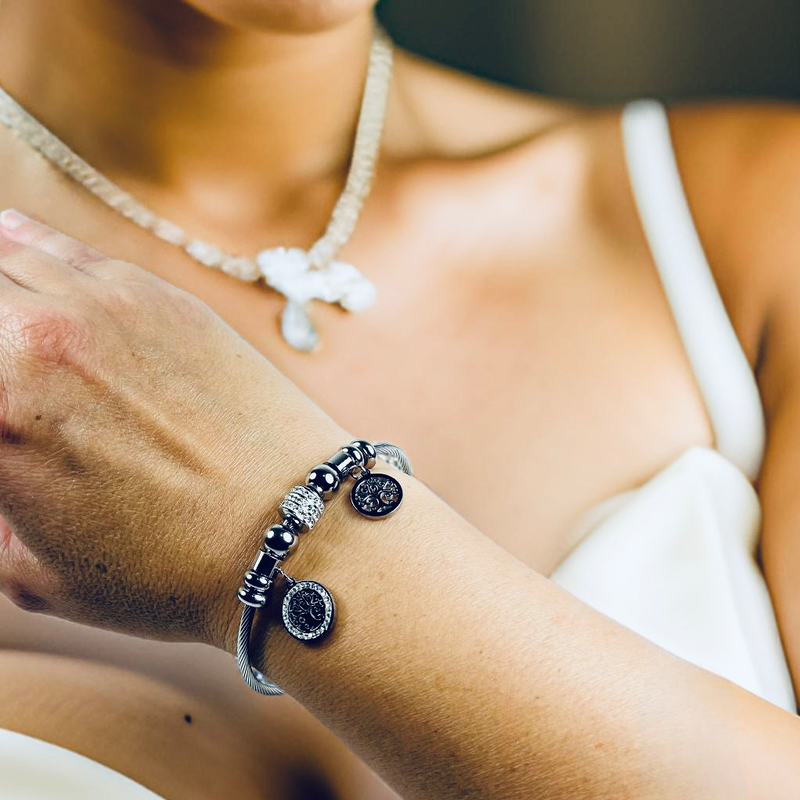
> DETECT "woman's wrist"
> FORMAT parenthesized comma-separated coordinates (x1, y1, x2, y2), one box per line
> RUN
(220, 441, 419, 687)
(212, 424, 367, 657)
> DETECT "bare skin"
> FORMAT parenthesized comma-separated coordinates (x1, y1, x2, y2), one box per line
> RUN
(0, 1, 798, 798)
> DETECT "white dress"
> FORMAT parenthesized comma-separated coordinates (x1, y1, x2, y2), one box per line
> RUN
(0, 99, 794, 799)
(552, 100, 796, 713)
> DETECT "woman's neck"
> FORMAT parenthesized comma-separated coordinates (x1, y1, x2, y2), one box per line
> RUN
(0, 0, 378, 201)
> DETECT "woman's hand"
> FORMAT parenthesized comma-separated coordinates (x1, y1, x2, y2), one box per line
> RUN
(0, 210, 346, 652)
(2, 210, 800, 800)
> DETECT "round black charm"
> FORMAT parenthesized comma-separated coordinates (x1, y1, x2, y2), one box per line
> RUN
(350, 472, 403, 518)
(281, 580, 336, 642)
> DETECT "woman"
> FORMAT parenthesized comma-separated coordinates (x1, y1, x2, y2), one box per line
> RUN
(0, 1, 799, 798)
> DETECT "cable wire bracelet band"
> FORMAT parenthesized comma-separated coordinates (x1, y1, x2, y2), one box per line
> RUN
(236, 439, 413, 695)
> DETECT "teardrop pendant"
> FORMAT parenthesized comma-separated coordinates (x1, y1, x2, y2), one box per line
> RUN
(281, 300, 319, 352)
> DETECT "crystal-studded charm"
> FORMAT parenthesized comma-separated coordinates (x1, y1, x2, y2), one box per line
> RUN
(281, 580, 336, 641)
(279, 485, 325, 532)
(350, 473, 403, 518)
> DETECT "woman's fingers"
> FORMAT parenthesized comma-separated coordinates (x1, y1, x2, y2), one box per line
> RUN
(0, 237, 35, 293)
(0, 212, 98, 294)
(0, 209, 148, 285)
(0, 209, 106, 269)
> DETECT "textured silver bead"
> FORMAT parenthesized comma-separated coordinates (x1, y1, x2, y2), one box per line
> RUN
(279, 485, 325, 532)
(373, 442, 414, 475)
(350, 439, 377, 469)
(305, 464, 341, 500)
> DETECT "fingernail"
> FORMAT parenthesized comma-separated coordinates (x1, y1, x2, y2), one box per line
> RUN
(0, 209, 27, 230)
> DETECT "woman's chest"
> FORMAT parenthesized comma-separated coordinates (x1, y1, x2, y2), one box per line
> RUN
(1, 138, 714, 575)
(184, 229, 713, 575)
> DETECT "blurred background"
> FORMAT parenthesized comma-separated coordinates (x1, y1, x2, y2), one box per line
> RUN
(378, 0, 800, 103)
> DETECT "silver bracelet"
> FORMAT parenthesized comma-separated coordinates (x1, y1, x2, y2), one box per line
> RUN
(235, 439, 413, 695)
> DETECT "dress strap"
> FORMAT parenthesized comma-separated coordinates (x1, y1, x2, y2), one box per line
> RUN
(621, 99, 765, 480)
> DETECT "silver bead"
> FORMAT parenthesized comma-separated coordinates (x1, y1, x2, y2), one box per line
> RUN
(306, 464, 341, 500)
(279, 485, 324, 532)
(252, 550, 283, 581)
(237, 585, 268, 608)
(281, 512, 302, 534)
(244, 570, 271, 591)
(350, 439, 377, 469)
(263, 525, 297, 555)
(341, 444, 365, 466)
(326, 449, 357, 478)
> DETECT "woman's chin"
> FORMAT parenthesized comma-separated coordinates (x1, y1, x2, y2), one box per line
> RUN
(182, 0, 377, 34)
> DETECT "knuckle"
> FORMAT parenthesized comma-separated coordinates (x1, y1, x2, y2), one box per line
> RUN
(97, 280, 160, 329)
(107, 280, 213, 327)
(102, 258, 146, 280)
(0, 305, 93, 367)
(26, 232, 98, 265)
(166, 286, 214, 324)
(93, 262, 212, 329)
(59, 243, 104, 269)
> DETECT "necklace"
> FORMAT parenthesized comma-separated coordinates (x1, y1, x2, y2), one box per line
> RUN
(0, 23, 393, 353)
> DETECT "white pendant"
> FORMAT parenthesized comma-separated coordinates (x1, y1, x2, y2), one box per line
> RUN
(281, 300, 319, 352)
(256, 247, 377, 351)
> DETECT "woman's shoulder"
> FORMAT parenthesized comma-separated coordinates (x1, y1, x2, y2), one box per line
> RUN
(387, 48, 582, 160)
(664, 100, 800, 363)
(389, 49, 800, 353)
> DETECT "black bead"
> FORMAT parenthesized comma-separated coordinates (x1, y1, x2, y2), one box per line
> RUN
(305, 464, 341, 500)
(263, 524, 296, 554)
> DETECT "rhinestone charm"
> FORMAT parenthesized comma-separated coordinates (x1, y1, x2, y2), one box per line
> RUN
(279, 485, 325, 532)
(350, 473, 403, 518)
(281, 580, 336, 641)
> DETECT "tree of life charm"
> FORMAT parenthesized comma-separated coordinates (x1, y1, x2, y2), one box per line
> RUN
(281, 580, 336, 642)
(350, 473, 404, 518)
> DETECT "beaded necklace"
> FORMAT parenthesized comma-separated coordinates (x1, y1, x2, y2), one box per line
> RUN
(0, 23, 394, 352)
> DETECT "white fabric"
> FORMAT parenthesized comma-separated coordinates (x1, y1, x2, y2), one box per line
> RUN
(552, 447, 796, 710)
(0, 729, 162, 799)
(620, 99, 766, 480)
(0, 98, 795, 795)
(552, 99, 796, 713)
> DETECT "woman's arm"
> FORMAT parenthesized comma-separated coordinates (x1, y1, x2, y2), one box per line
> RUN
(741, 114, 800, 702)
(664, 102, 800, 703)
(234, 453, 800, 800)
(0, 214, 797, 800)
